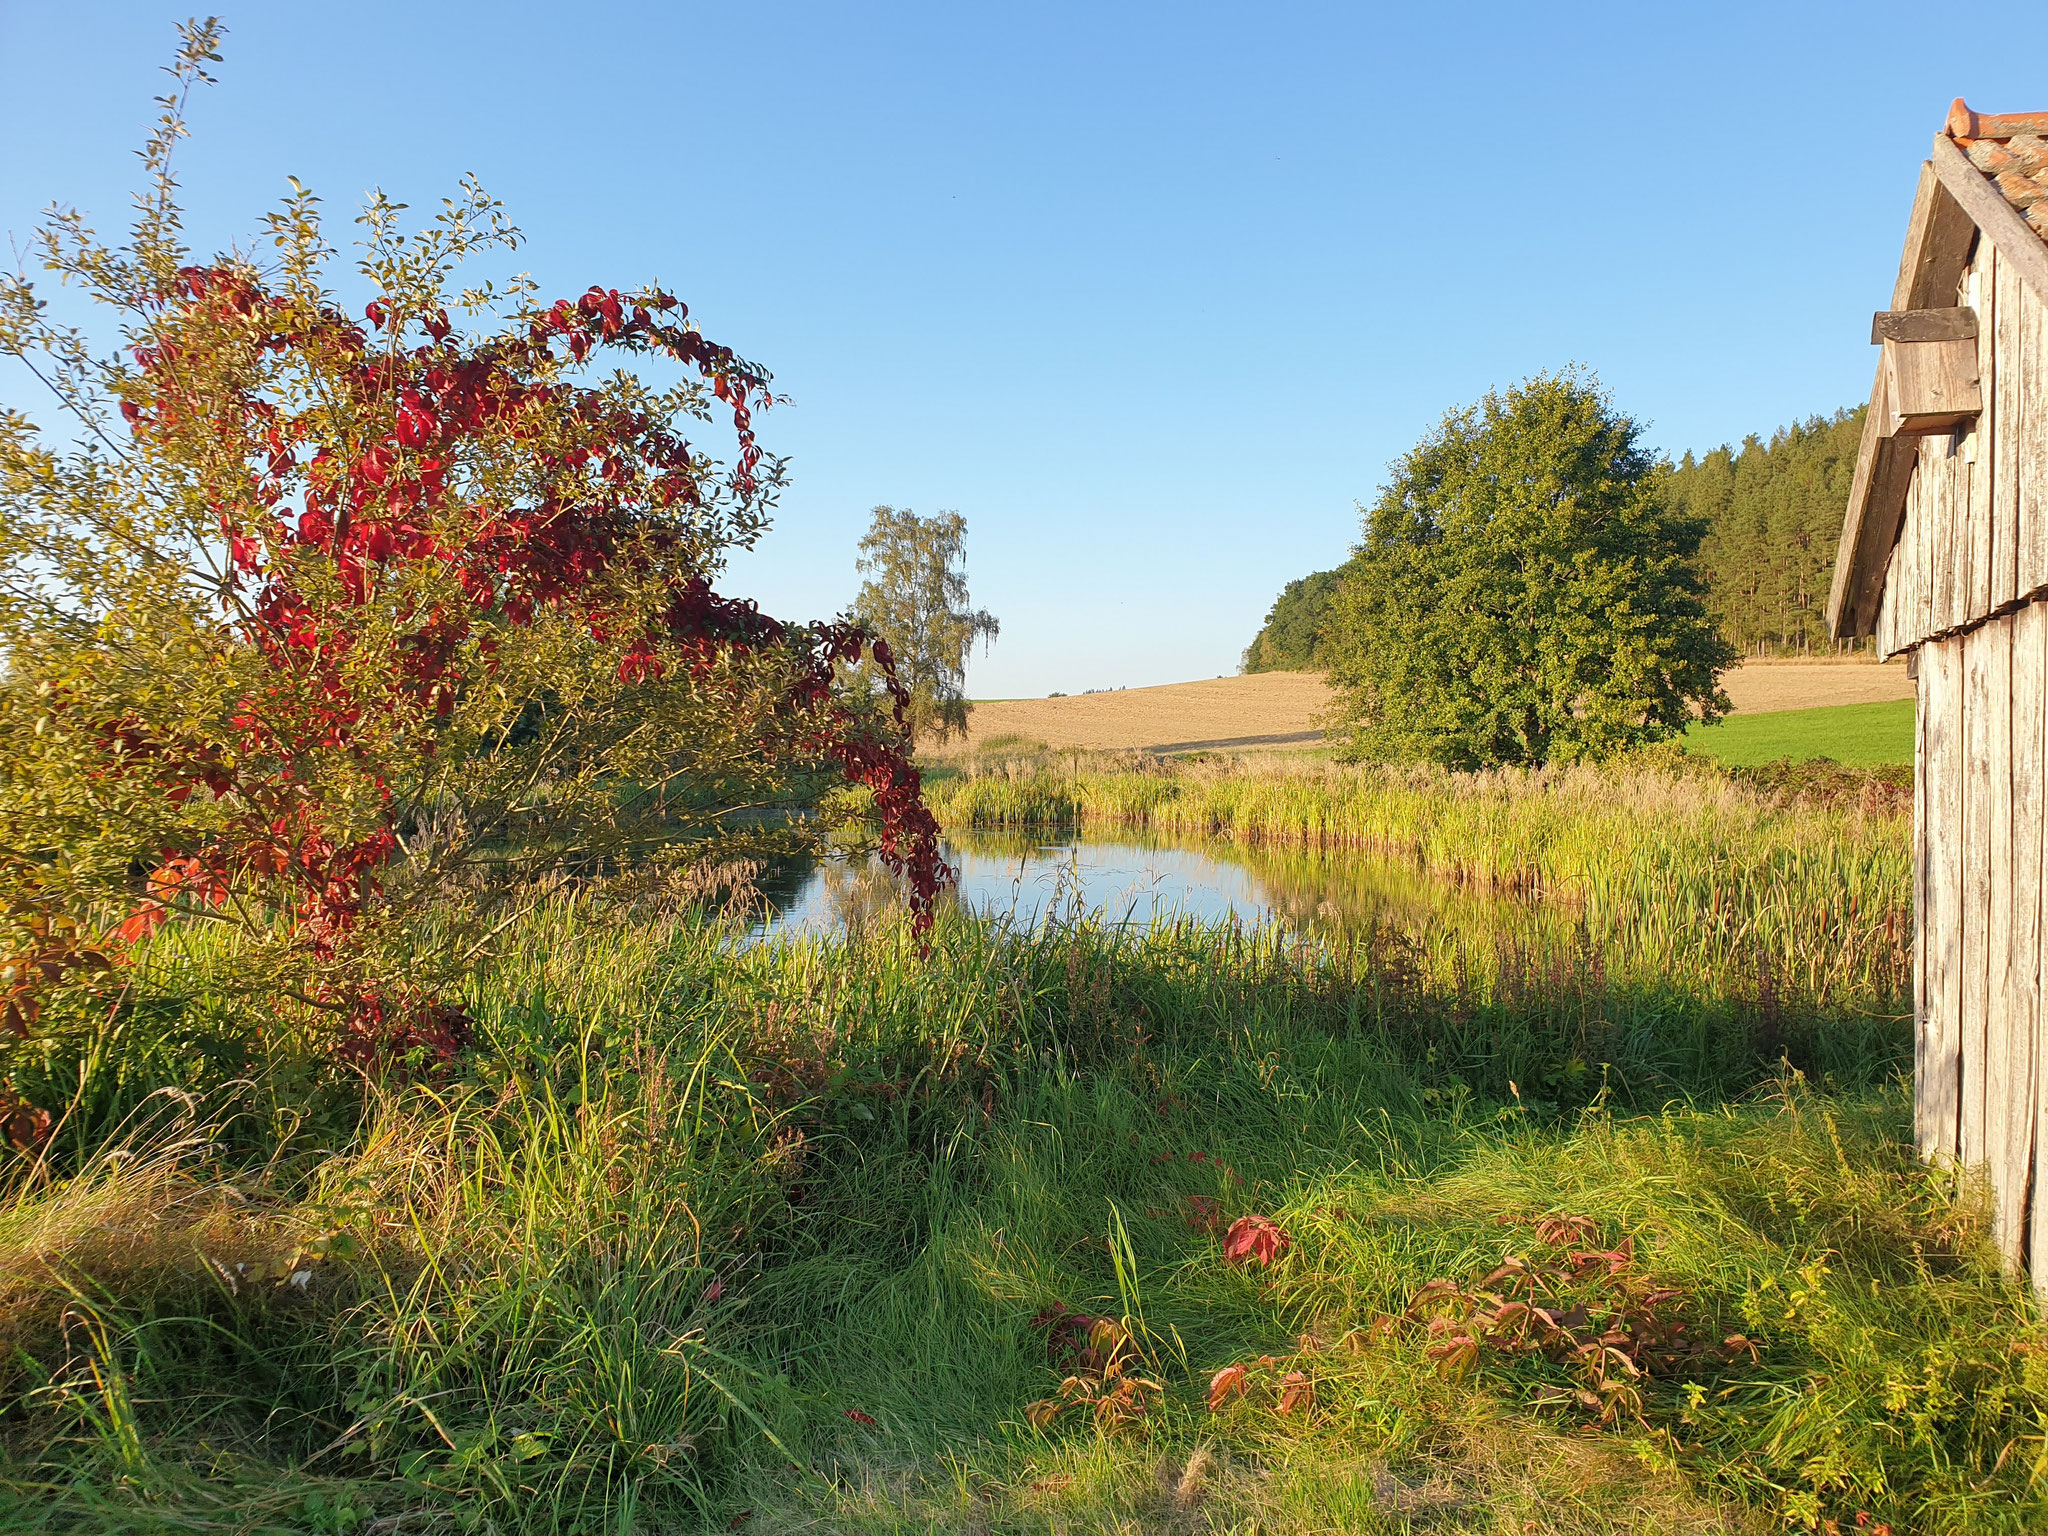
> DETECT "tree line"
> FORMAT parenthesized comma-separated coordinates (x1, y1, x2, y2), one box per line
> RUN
(1247, 402, 1870, 676)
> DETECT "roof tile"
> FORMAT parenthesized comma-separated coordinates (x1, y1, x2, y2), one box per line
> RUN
(2007, 135, 2048, 174)
(1948, 101, 2048, 249)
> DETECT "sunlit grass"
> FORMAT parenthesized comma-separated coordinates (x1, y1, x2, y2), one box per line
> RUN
(1, 757, 2034, 1535)
(1685, 699, 1915, 767)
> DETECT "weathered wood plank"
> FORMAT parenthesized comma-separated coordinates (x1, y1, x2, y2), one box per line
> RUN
(1957, 451, 1977, 634)
(1915, 634, 1930, 1146)
(1917, 449, 1936, 642)
(1930, 442, 1956, 635)
(2005, 603, 2043, 1268)
(1921, 636, 1964, 1165)
(1961, 625, 1995, 1170)
(2026, 283, 2048, 606)
(1873, 306, 1980, 344)
(1877, 567, 1898, 658)
(1984, 615, 2015, 1248)
(1931, 133, 2048, 309)
(1965, 301, 1996, 614)
(1921, 457, 1938, 639)
(1983, 251, 2017, 611)
(2035, 608, 2048, 1293)
(2001, 252, 2035, 597)
(1887, 457, 1913, 654)
(1921, 452, 1940, 638)
(1948, 445, 1972, 635)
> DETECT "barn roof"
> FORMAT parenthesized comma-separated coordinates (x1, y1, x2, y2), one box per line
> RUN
(1825, 102, 2048, 642)
(1947, 102, 2048, 244)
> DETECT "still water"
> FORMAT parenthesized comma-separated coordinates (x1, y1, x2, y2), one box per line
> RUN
(752, 829, 1569, 945)
(761, 835, 1279, 937)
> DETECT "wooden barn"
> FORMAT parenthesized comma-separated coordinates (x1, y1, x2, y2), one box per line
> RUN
(1827, 101, 2048, 1284)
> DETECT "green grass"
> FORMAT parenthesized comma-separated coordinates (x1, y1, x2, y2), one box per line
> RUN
(1684, 699, 1916, 768)
(3, 759, 2039, 1535)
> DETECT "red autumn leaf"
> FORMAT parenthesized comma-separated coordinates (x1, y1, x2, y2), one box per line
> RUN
(1276, 1370, 1314, 1415)
(1, 1090, 53, 1151)
(1182, 1194, 1224, 1235)
(1221, 1214, 1290, 1268)
(1534, 1213, 1600, 1247)
(843, 1409, 877, 1426)
(116, 904, 169, 946)
(1206, 1363, 1248, 1411)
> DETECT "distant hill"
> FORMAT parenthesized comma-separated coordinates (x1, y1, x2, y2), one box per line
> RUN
(1243, 406, 1869, 671)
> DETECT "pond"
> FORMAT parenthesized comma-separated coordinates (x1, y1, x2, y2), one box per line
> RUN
(752, 829, 1576, 948)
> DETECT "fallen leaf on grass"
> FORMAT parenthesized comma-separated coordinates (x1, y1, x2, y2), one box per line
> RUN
(1276, 1370, 1314, 1415)
(1207, 1363, 1249, 1410)
(1222, 1214, 1290, 1267)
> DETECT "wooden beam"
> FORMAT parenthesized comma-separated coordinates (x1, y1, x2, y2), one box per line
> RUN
(1922, 637, 1965, 1166)
(1873, 307, 1980, 343)
(1896, 159, 1981, 310)
(2001, 603, 2041, 1270)
(1829, 364, 1924, 638)
(1830, 163, 1981, 640)
(1828, 362, 1891, 638)
(1930, 133, 2048, 308)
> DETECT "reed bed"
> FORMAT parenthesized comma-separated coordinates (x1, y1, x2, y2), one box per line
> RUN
(930, 751, 1913, 1021)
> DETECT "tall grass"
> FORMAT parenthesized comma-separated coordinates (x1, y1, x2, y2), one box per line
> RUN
(3, 757, 2026, 1536)
(930, 750, 1912, 1014)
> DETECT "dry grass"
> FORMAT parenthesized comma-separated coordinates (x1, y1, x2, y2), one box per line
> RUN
(0, 1130, 256, 1395)
(944, 664, 1915, 758)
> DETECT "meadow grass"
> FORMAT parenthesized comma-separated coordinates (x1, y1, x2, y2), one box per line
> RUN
(1684, 701, 1915, 768)
(1, 758, 2037, 1534)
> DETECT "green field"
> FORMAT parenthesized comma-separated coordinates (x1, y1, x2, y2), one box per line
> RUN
(1684, 698, 1915, 767)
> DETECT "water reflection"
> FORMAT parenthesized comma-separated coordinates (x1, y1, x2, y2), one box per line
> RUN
(753, 829, 1568, 945)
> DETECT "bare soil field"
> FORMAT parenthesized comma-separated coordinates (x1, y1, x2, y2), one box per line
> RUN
(948, 659, 1913, 756)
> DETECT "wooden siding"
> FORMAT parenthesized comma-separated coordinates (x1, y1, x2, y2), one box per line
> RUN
(1916, 609, 2047, 1274)
(1876, 239, 2048, 659)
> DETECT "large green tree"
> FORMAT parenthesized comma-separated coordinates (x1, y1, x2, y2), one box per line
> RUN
(1323, 371, 1734, 768)
(854, 506, 998, 743)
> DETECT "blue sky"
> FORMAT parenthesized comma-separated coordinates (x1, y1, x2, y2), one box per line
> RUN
(2, 2, 2039, 697)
